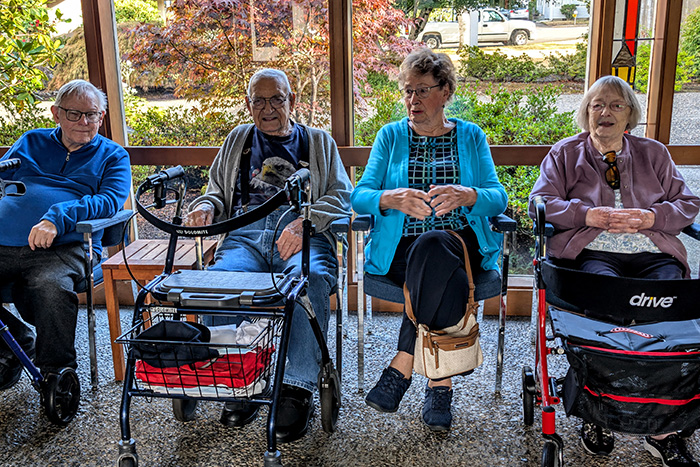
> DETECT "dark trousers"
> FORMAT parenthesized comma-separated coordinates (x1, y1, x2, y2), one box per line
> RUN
(386, 229, 483, 355)
(0, 243, 86, 371)
(575, 249, 684, 279)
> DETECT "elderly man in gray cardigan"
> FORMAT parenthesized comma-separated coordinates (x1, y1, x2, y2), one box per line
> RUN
(185, 69, 352, 443)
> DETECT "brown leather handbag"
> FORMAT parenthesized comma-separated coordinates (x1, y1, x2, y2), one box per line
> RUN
(404, 231, 483, 379)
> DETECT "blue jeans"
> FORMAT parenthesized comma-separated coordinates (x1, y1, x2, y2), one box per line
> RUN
(206, 207, 337, 393)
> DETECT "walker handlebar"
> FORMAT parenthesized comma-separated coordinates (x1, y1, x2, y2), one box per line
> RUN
(0, 158, 26, 199)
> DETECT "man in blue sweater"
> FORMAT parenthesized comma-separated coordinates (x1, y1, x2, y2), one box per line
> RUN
(0, 79, 131, 390)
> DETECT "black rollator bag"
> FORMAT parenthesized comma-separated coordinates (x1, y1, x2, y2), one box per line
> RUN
(552, 309, 700, 435)
(406, 231, 483, 380)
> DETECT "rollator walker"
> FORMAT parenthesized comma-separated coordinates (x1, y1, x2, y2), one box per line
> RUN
(524, 196, 700, 466)
(116, 167, 342, 467)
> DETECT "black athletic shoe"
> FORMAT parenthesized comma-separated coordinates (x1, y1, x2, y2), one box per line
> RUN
(644, 434, 700, 467)
(580, 422, 615, 456)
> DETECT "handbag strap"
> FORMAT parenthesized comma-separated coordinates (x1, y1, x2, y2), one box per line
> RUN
(404, 230, 479, 330)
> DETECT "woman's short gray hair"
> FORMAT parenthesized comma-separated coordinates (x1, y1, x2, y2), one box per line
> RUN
(54, 79, 107, 111)
(398, 48, 456, 101)
(247, 69, 292, 96)
(576, 75, 642, 131)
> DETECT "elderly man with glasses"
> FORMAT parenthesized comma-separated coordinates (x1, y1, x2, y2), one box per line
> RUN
(0, 79, 131, 390)
(185, 68, 352, 443)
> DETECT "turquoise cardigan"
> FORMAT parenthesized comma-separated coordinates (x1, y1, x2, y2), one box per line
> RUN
(351, 118, 508, 275)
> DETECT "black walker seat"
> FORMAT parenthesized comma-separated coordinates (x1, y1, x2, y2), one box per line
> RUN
(524, 195, 700, 467)
(116, 167, 342, 467)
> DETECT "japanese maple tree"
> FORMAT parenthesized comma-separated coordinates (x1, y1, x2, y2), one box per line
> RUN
(127, 0, 416, 126)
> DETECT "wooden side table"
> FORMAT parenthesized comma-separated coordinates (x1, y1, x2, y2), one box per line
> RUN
(102, 239, 217, 381)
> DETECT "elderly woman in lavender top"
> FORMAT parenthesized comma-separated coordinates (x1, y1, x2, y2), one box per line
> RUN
(529, 75, 700, 465)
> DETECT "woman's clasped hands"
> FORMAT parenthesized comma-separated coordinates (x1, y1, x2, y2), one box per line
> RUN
(380, 184, 477, 219)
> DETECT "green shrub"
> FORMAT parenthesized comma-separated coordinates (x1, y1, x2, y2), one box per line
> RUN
(560, 4, 578, 20)
(115, 0, 162, 25)
(0, 106, 55, 145)
(633, 42, 693, 93)
(546, 40, 587, 81)
(458, 46, 550, 82)
(354, 89, 405, 146)
(681, 7, 700, 80)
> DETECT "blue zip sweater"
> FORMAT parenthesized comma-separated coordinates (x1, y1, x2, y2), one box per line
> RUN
(0, 127, 131, 255)
(351, 118, 508, 275)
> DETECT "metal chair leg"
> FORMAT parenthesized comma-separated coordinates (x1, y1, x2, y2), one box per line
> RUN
(495, 231, 511, 395)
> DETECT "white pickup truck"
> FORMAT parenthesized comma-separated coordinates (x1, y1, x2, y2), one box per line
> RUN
(417, 8, 537, 48)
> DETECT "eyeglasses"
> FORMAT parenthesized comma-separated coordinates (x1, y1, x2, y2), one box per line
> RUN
(603, 151, 620, 189)
(58, 106, 103, 123)
(401, 84, 442, 100)
(589, 102, 628, 113)
(249, 95, 287, 110)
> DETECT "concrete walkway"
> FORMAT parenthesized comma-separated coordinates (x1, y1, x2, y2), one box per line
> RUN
(1, 303, 697, 466)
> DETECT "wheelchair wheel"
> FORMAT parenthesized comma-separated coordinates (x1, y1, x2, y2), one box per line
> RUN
(541, 441, 562, 467)
(522, 366, 536, 426)
(172, 398, 198, 422)
(319, 364, 341, 433)
(42, 368, 80, 426)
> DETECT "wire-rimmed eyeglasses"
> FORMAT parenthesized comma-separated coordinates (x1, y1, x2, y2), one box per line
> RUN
(589, 102, 628, 113)
(603, 151, 620, 189)
(249, 95, 288, 110)
(400, 84, 442, 100)
(58, 106, 103, 123)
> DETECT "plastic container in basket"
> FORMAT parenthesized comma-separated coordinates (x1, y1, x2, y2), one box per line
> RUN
(118, 307, 282, 399)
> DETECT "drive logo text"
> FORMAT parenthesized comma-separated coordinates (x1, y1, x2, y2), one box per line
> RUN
(629, 293, 676, 308)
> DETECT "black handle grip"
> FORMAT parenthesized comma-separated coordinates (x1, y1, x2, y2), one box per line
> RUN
(147, 165, 186, 185)
(0, 158, 20, 172)
(286, 168, 310, 186)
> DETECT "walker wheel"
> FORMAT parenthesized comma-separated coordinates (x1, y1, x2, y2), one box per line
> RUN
(319, 364, 341, 433)
(42, 368, 80, 426)
(522, 366, 536, 426)
(117, 454, 138, 467)
(172, 398, 198, 422)
(541, 441, 562, 467)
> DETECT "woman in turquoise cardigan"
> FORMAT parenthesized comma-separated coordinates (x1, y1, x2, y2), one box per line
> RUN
(351, 48, 507, 431)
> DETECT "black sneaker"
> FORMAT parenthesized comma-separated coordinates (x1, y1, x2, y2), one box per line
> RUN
(421, 384, 453, 432)
(0, 355, 22, 391)
(644, 434, 700, 467)
(365, 367, 411, 413)
(580, 422, 615, 455)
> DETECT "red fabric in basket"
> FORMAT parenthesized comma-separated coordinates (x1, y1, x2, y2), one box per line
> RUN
(136, 347, 274, 388)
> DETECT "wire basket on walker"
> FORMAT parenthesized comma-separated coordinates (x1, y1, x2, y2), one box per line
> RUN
(115, 167, 341, 467)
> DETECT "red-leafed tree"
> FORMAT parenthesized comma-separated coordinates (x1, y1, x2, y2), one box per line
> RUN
(127, 0, 416, 126)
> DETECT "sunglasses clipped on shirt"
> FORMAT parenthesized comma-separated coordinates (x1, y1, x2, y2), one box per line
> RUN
(603, 151, 620, 189)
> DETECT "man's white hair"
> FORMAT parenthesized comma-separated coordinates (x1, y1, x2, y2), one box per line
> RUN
(54, 79, 107, 111)
(247, 69, 292, 96)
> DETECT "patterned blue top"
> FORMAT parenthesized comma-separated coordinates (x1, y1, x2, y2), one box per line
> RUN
(403, 127, 468, 236)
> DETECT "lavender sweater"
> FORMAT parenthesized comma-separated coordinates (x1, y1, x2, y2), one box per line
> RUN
(528, 132, 700, 276)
